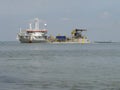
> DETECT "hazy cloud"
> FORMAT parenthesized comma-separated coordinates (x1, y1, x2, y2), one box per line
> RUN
(60, 17, 71, 22)
(100, 11, 111, 19)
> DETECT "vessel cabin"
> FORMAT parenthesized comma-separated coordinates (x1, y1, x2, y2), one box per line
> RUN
(56, 36, 67, 42)
(72, 29, 87, 39)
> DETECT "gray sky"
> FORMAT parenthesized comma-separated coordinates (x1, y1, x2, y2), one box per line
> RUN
(0, 0, 120, 41)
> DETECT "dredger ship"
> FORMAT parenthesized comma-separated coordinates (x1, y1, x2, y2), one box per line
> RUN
(17, 18, 90, 44)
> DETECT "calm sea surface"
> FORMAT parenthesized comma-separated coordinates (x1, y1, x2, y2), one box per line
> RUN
(0, 41, 120, 90)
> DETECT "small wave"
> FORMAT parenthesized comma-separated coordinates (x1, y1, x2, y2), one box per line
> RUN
(0, 76, 25, 83)
(7, 58, 31, 60)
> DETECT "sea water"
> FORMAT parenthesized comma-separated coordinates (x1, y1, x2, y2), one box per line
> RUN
(0, 41, 120, 90)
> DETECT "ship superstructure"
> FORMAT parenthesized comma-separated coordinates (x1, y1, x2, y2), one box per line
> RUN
(17, 18, 47, 43)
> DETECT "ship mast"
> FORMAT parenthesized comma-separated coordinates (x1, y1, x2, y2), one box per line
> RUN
(29, 23, 32, 30)
(34, 18, 39, 30)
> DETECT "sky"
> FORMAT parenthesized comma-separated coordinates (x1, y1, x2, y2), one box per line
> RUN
(0, 0, 120, 42)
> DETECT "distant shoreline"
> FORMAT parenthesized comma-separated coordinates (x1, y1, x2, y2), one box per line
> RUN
(94, 41, 117, 43)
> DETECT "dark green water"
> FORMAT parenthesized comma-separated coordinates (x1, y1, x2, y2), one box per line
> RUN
(0, 41, 120, 90)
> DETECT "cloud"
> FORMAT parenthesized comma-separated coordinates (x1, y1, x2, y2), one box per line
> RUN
(100, 11, 111, 19)
(60, 17, 71, 21)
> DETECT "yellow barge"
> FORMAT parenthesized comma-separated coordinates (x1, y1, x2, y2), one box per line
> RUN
(48, 29, 90, 44)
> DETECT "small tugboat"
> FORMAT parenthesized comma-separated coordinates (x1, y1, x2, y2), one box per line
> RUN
(17, 18, 47, 43)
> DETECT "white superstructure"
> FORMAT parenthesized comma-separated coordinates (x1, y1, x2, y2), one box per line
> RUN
(17, 18, 47, 43)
